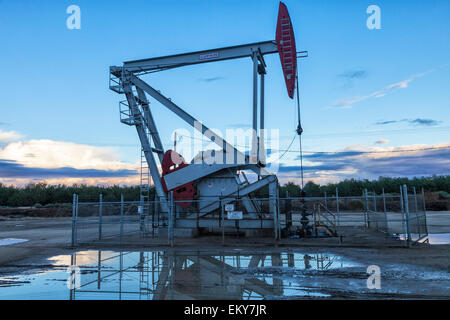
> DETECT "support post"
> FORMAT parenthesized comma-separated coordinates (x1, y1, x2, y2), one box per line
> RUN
(98, 193, 103, 240)
(382, 188, 386, 213)
(364, 189, 369, 227)
(336, 187, 340, 231)
(403, 184, 411, 247)
(277, 184, 281, 238)
(221, 202, 225, 246)
(399, 185, 406, 242)
(153, 193, 158, 238)
(269, 181, 278, 241)
(421, 187, 426, 212)
(168, 191, 174, 247)
(75, 194, 79, 244)
(71, 193, 77, 246)
(120, 194, 124, 242)
(324, 191, 327, 210)
(373, 190, 377, 211)
(259, 70, 265, 165)
(139, 194, 144, 236)
(413, 186, 418, 213)
(251, 53, 259, 164)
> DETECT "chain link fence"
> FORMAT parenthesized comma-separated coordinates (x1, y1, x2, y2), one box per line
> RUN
(71, 185, 428, 248)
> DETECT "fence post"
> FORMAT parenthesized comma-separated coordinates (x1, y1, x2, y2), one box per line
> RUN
(373, 190, 377, 212)
(71, 193, 77, 246)
(120, 194, 124, 242)
(273, 195, 278, 241)
(153, 193, 158, 237)
(221, 201, 225, 246)
(98, 193, 103, 240)
(413, 187, 418, 213)
(168, 192, 171, 246)
(399, 185, 407, 243)
(364, 189, 369, 227)
(336, 187, 340, 231)
(421, 187, 426, 212)
(75, 194, 79, 243)
(277, 185, 281, 239)
(168, 191, 174, 247)
(324, 191, 327, 210)
(382, 188, 386, 213)
(139, 194, 144, 236)
(403, 184, 411, 247)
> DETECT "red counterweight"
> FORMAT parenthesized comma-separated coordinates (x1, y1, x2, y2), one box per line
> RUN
(161, 150, 195, 208)
(276, 1, 297, 99)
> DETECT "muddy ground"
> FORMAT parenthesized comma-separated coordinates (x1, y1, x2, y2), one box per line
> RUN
(0, 212, 449, 299)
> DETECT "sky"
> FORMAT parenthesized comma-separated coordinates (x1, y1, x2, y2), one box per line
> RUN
(0, 0, 449, 186)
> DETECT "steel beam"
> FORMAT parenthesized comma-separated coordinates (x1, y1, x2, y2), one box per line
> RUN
(251, 53, 259, 164)
(122, 83, 168, 212)
(259, 69, 266, 165)
(122, 41, 278, 73)
(130, 75, 271, 178)
(135, 87, 164, 163)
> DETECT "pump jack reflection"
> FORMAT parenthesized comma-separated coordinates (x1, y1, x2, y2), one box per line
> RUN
(68, 251, 341, 300)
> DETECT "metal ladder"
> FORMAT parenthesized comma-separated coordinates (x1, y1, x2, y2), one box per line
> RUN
(139, 126, 151, 236)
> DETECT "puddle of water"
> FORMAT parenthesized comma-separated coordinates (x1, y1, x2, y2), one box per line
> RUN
(428, 233, 450, 245)
(0, 250, 359, 300)
(398, 233, 450, 245)
(0, 238, 28, 246)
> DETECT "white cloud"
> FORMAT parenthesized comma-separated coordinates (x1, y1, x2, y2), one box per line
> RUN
(0, 139, 137, 171)
(331, 69, 434, 109)
(0, 138, 141, 186)
(0, 129, 23, 143)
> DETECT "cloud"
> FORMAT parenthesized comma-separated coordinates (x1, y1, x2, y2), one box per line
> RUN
(0, 130, 23, 143)
(375, 120, 398, 125)
(276, 143, 450, 184)
(375, 139, 389, 145)
(331, 69, 434, 109)
(198, 76, 225, 83)
(375, 118, 442, 127)
(0, 138, 140, 185)
(0, 159, 137, 179)
(339, 70, 367, 79)
(409, 118, 441, 126)
(302, 151, 365, 160)
(0, 139, 135, 170)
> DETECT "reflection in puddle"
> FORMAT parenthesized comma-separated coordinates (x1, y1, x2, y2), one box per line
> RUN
(0, 238, 28, 246)
(0, 250, 360, 300)
(428, 233, 450, 244)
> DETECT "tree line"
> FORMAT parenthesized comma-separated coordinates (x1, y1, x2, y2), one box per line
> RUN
(0, 175, 449, 207)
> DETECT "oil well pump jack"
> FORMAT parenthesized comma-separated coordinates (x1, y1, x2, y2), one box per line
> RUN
(109, 2, 308, 239)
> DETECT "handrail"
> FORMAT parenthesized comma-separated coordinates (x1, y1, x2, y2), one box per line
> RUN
(317, 202, 337, 218)
(313, 202, 337, 235)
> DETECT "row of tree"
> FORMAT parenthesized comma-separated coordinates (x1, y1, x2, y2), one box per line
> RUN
(0, 175, 449, 207)
(277, 175, 450, 198)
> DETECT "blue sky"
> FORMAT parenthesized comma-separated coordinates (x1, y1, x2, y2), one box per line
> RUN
(0, 0, 449, 185)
